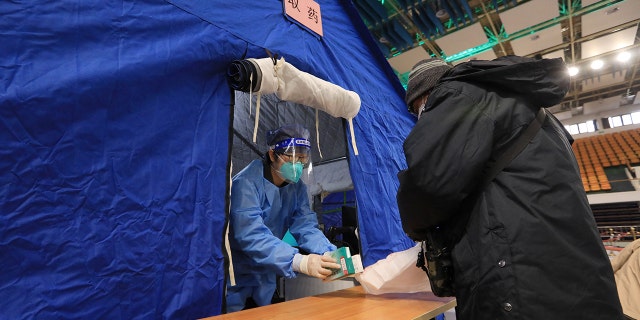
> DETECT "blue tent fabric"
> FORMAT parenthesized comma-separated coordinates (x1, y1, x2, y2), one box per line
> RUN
(1, 2, 232, 318)
(168, 0, 416, 264)
(320, 190, 356, 233)
(1, 0, 414, 318)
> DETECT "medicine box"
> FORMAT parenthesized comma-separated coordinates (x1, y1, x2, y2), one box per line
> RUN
(326, 247, 363, 281)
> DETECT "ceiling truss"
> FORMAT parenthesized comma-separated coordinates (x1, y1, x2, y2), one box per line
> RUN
(352, 0, 640, 114)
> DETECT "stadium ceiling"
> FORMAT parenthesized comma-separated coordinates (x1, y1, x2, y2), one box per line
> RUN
(352, 0, 640, 114)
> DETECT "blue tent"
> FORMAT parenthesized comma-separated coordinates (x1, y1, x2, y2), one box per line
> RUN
(320, 190, 357, 232)
(0, 0, 415, 318)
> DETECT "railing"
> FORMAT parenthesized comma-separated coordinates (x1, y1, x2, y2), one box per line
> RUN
(599, 225, 638, 247)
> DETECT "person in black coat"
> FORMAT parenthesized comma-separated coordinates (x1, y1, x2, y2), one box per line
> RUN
(397, 56, 624, 319)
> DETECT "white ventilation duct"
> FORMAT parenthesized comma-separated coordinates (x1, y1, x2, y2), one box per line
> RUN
(228, 57, 361, 156)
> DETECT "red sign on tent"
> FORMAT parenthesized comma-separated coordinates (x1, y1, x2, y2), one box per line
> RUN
(283, 0, 323, 37)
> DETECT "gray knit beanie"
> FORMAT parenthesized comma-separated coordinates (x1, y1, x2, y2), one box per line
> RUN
(405, 58, 452, 107)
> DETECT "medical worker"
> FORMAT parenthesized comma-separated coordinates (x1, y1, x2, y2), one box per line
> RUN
(226, 124, 340, 312)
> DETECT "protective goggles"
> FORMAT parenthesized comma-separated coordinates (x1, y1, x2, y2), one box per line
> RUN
(272, 138, 311, 165)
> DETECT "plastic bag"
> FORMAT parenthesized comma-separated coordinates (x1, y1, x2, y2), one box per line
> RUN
(355, 243, 431, 295)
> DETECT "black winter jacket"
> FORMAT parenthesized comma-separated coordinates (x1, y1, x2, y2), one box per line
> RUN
(397, 56, 623, 319)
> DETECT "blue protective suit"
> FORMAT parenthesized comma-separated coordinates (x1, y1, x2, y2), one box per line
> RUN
(227, 159, 336, 311)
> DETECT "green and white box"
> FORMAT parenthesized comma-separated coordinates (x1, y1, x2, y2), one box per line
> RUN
(326, 247, 363, 281)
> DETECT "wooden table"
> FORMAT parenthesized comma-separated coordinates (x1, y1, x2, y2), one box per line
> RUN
(201, 286, 456, 320)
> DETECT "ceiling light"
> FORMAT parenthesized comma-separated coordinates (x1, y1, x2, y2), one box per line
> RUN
(435, 0, 447, 18)
(568, 66, 579, 76)
(617, 51, 631, 62)
(590, 60, 604, 70)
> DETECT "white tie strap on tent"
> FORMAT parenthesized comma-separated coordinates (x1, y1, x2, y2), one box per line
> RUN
(227, 57, 361, 156)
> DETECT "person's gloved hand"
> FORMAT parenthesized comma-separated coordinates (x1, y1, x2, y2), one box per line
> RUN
(299, 254, 341, 280)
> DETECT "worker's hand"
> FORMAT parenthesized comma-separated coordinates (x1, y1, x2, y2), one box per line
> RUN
(299, 254, 341, 280)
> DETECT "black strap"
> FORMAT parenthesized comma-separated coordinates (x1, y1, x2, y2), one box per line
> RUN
(435, 108, 547, 245)
(416, 108, 548, 282)
(481, 108, 547, 187)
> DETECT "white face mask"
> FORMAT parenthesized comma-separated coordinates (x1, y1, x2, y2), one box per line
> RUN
(410, 94, 429, 120)
(417, 100, 426, 120)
